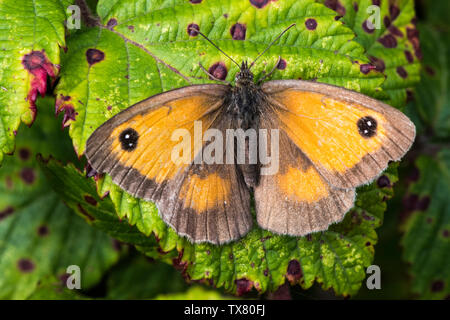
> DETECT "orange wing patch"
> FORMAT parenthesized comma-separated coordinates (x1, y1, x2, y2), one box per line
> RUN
(178, 173, 231, 213)
(277, 165, 329, 203)
(274, 90, 388, 173)
(109, 96, 217, 183)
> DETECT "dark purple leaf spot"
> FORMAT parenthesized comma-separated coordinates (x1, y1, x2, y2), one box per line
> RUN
(106, 18, 117, 30)
(0, 206, 14, 220)
(223, 13, 228, 18)
(250, 0, 269, 9)
(86, 49, 105, 66)
(23, 51, 45, 71)
(377, 175, 391, 188)
(112, 239, 122, 251)
(431, 280, 444, 292)
(414, 47, 423, 60)
(18, 148, 31, 161)
(397, 66, 408, 78)
(22, 50, 55, 123)
(389, 5, 400, 21)
(208, 62, 228, 80)
(305, 18, 317, 30)
(229, 254, 233, 260)
(419, 196, 430, 211)
(389, 25, 403, 37)
(362, 20, 375, 33)
(230, 23, 246, 40)
(365, 241, 371, 246)
(20, 168, 35, 184)
(77, 203, 94, 221)
(362, 211, 375, 221)
(425, 66, 435, 76)
(187, 23, 199, 37)
(406, 89, 414, 103)
(384, 16, 391, 28)
(18, 258, 35, 273)
(37, 225, 49, 237)
(58, 104, 78, 128)
(277, 59, 287, 70)
(306, 234, 312, 241)
(443, 230, 449, 238)
(59, 273, 70, 286)
(404, 50, 414, 63)
(127, 25, 135, 32)
(84, 195, 98, 206)
(360, 63, 376, 74)
(369, 56, 386, 73)
(324, 0, 346, 15)
(263, 269, 268, 276)
(372, 0, 380, 5)
(235, 278, 253, 296)
(286, 260, 302, 283)
(353, 2, 358, 11)
(107, 105, 112, 110)
(378, 34, 397, 48)
(190, 0, 202, 3)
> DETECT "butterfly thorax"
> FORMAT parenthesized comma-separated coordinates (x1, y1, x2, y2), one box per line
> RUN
(227, 62, 263, 129)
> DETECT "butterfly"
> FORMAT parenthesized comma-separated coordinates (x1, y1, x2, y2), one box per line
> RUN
(85, 25, 415, 244)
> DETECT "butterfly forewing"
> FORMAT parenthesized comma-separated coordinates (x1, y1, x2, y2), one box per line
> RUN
(85, 85, 253, 244)
(261, 80, 416, 189)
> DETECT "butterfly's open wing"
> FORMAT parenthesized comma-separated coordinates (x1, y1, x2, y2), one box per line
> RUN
(254, 115, 355, 236)
(261, 80, 416, 189)
(86, 85, 252, 244)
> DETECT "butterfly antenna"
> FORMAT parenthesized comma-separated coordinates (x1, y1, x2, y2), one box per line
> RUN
(249, 23, 296, 69)
(191, 27, 240, 68)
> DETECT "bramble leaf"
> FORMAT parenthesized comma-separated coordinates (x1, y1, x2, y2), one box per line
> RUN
(400, 150, 450, 299)
(0, 0, 72, 164)
(0, 98, 121, 299)
(48, 0, 416, 296)
(320, 0, 421, 107)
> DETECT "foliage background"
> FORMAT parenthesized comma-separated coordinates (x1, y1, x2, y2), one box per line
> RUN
(0, 0, 448, 299)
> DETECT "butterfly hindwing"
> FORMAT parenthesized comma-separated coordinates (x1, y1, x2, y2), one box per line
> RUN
(86, 85, 252, 244)
(261, 80, 416, 189)
(254, 114, 355, 236)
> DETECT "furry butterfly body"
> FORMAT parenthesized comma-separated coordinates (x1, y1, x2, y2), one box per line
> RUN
(86, 62, 415, 244)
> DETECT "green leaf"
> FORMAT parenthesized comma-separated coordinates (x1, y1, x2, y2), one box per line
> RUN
(56, 0, 385, 155)
(155, 286, 230, 300)
(0, 0, 71, 164)
(0, 97, 120, 299)
(319, 0, 421, 107)
(106, 256, 188, 299)
(46, 0, 412, 297)
(41, 155, 399, 296)
(406, 24, 449, 139)
(401, 150, 450, 299)
(27, 276, 88, 300)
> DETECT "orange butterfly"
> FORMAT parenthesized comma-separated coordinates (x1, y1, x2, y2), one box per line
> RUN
(86, 25, 415, 244)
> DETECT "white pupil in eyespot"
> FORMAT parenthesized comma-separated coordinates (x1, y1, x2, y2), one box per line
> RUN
(125, 134, 130, 139)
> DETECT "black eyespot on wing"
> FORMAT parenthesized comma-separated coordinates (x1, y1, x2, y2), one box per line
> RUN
(119, 128, 139, 151)
(357, 116, 377, 138)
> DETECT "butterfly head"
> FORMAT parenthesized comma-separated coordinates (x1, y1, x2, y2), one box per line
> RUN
(235, 61, 254, 87)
